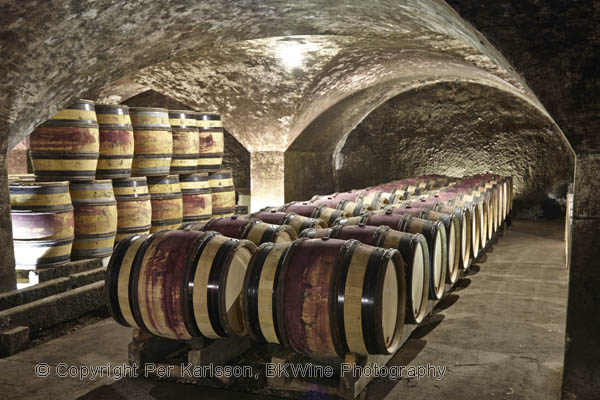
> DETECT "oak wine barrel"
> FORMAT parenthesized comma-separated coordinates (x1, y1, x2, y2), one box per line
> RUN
(129, 107, 173, 176)
(208, 169, 235, 217)
(242, 237, 406, 357)
(95, 104, 134, 179)
(251, 210, 327, 234)
(30, 99, 99, 181)
(196, 112, 224, 172)
(355, 192, 390, 210)
(113, 177, 152, 243)
(180, 215, 297, 245)
(147, 175, 183, 232)
(180, 173, 212, 222)
(278, 202, 350, 226)
(301, 224, 430, 324)
(169, 110, 199, 175)
(9, 181, 75, 269)
(309, 196, 370, 216)
(105, 230, 256, 340)
(69, 180, 118, 259)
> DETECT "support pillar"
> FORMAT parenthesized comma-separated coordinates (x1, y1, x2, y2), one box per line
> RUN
(0, 136, 17, 293)
(250, 151, 284, 212)
(563, 153, 600, 398)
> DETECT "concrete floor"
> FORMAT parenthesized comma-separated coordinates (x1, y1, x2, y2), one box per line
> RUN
(0, 219, 568, 400)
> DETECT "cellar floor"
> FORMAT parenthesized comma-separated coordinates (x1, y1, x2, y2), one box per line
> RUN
(0, 219, 568, 400)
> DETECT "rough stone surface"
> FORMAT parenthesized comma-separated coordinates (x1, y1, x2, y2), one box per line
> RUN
(563, 155, 600, 399)
(250, 151, 285, 211)
(0, 277, 71, 312)
(447, 0, 600, 154)
(0, 281, 105, 333)
(0, 137, 16, 293)
(1, 0, 544, 150)
(335, 82, 573, 207)
(223, 128, 250, 191)
(0, 326, 29, 358)
(6, 136, 29, 175)
(32, 258, 103, 284)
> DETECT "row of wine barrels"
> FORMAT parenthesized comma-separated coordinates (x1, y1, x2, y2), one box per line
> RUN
(95, 104, 134, 179)
(381, 205, 461, 283)
(169, 110, 199, 175)
(113, 177, 152, 243)
(251, 210, 327, 234)
(301, 225, 429, 324)
(209, 170, 236, 217)
(30, 100, 100, 182)
(69, 180, 118, 259)
(180, 215, 297, 245)
(129, 107, 173, 177)
(9, 181, 74, 268)
(147, 175, 183, 232)
(105, 230, 256, 340)
(180, 173, 212, 222)
(197, 113, 225, 173)
(336, 212, 447, 300)
(277, 202, 350, 226)
(242, 237, 406, 357)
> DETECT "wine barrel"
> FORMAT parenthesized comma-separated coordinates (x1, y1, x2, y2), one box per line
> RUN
(129, 107, 172, 176)
(70, 180, 118, 259)
(180, 173, 212, 222)
(95, 104, 134, 179)
(251, 210, 327, 234)
(309, 196, 370, 217)
(105, 230, 256, 340)
(9, 181, 75, 269)
(208, 169, 235, 217)
(169, 110, 199, 175)
(337, 212, 446, 300)
(113, 177, 152, 243)
(355, 192, 389, 210)
(242, 238, 406, 357)
(278, 202, 350, 226)
(420, 209, 460, 284)
(147, 175, 183, 232)
(301, 225, 429, 324)
(180, 215, 297, 245)
(196, 112, 224, 172)
(30, 99, 99, 181)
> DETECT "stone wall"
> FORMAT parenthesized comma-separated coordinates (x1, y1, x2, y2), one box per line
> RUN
(334, 82, 574, 210)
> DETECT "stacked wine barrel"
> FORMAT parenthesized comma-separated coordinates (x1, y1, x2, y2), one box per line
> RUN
(11, 99, 234, 279)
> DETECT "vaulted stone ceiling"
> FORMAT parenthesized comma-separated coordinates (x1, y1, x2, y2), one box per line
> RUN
(1, 0, 564, 151)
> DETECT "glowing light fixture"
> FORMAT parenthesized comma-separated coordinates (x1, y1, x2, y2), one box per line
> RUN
(275, 38, 320, 71)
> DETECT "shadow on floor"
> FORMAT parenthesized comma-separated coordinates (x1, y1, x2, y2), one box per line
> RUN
(434, 293, 460, 313)
(453, 278, 472, 291)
